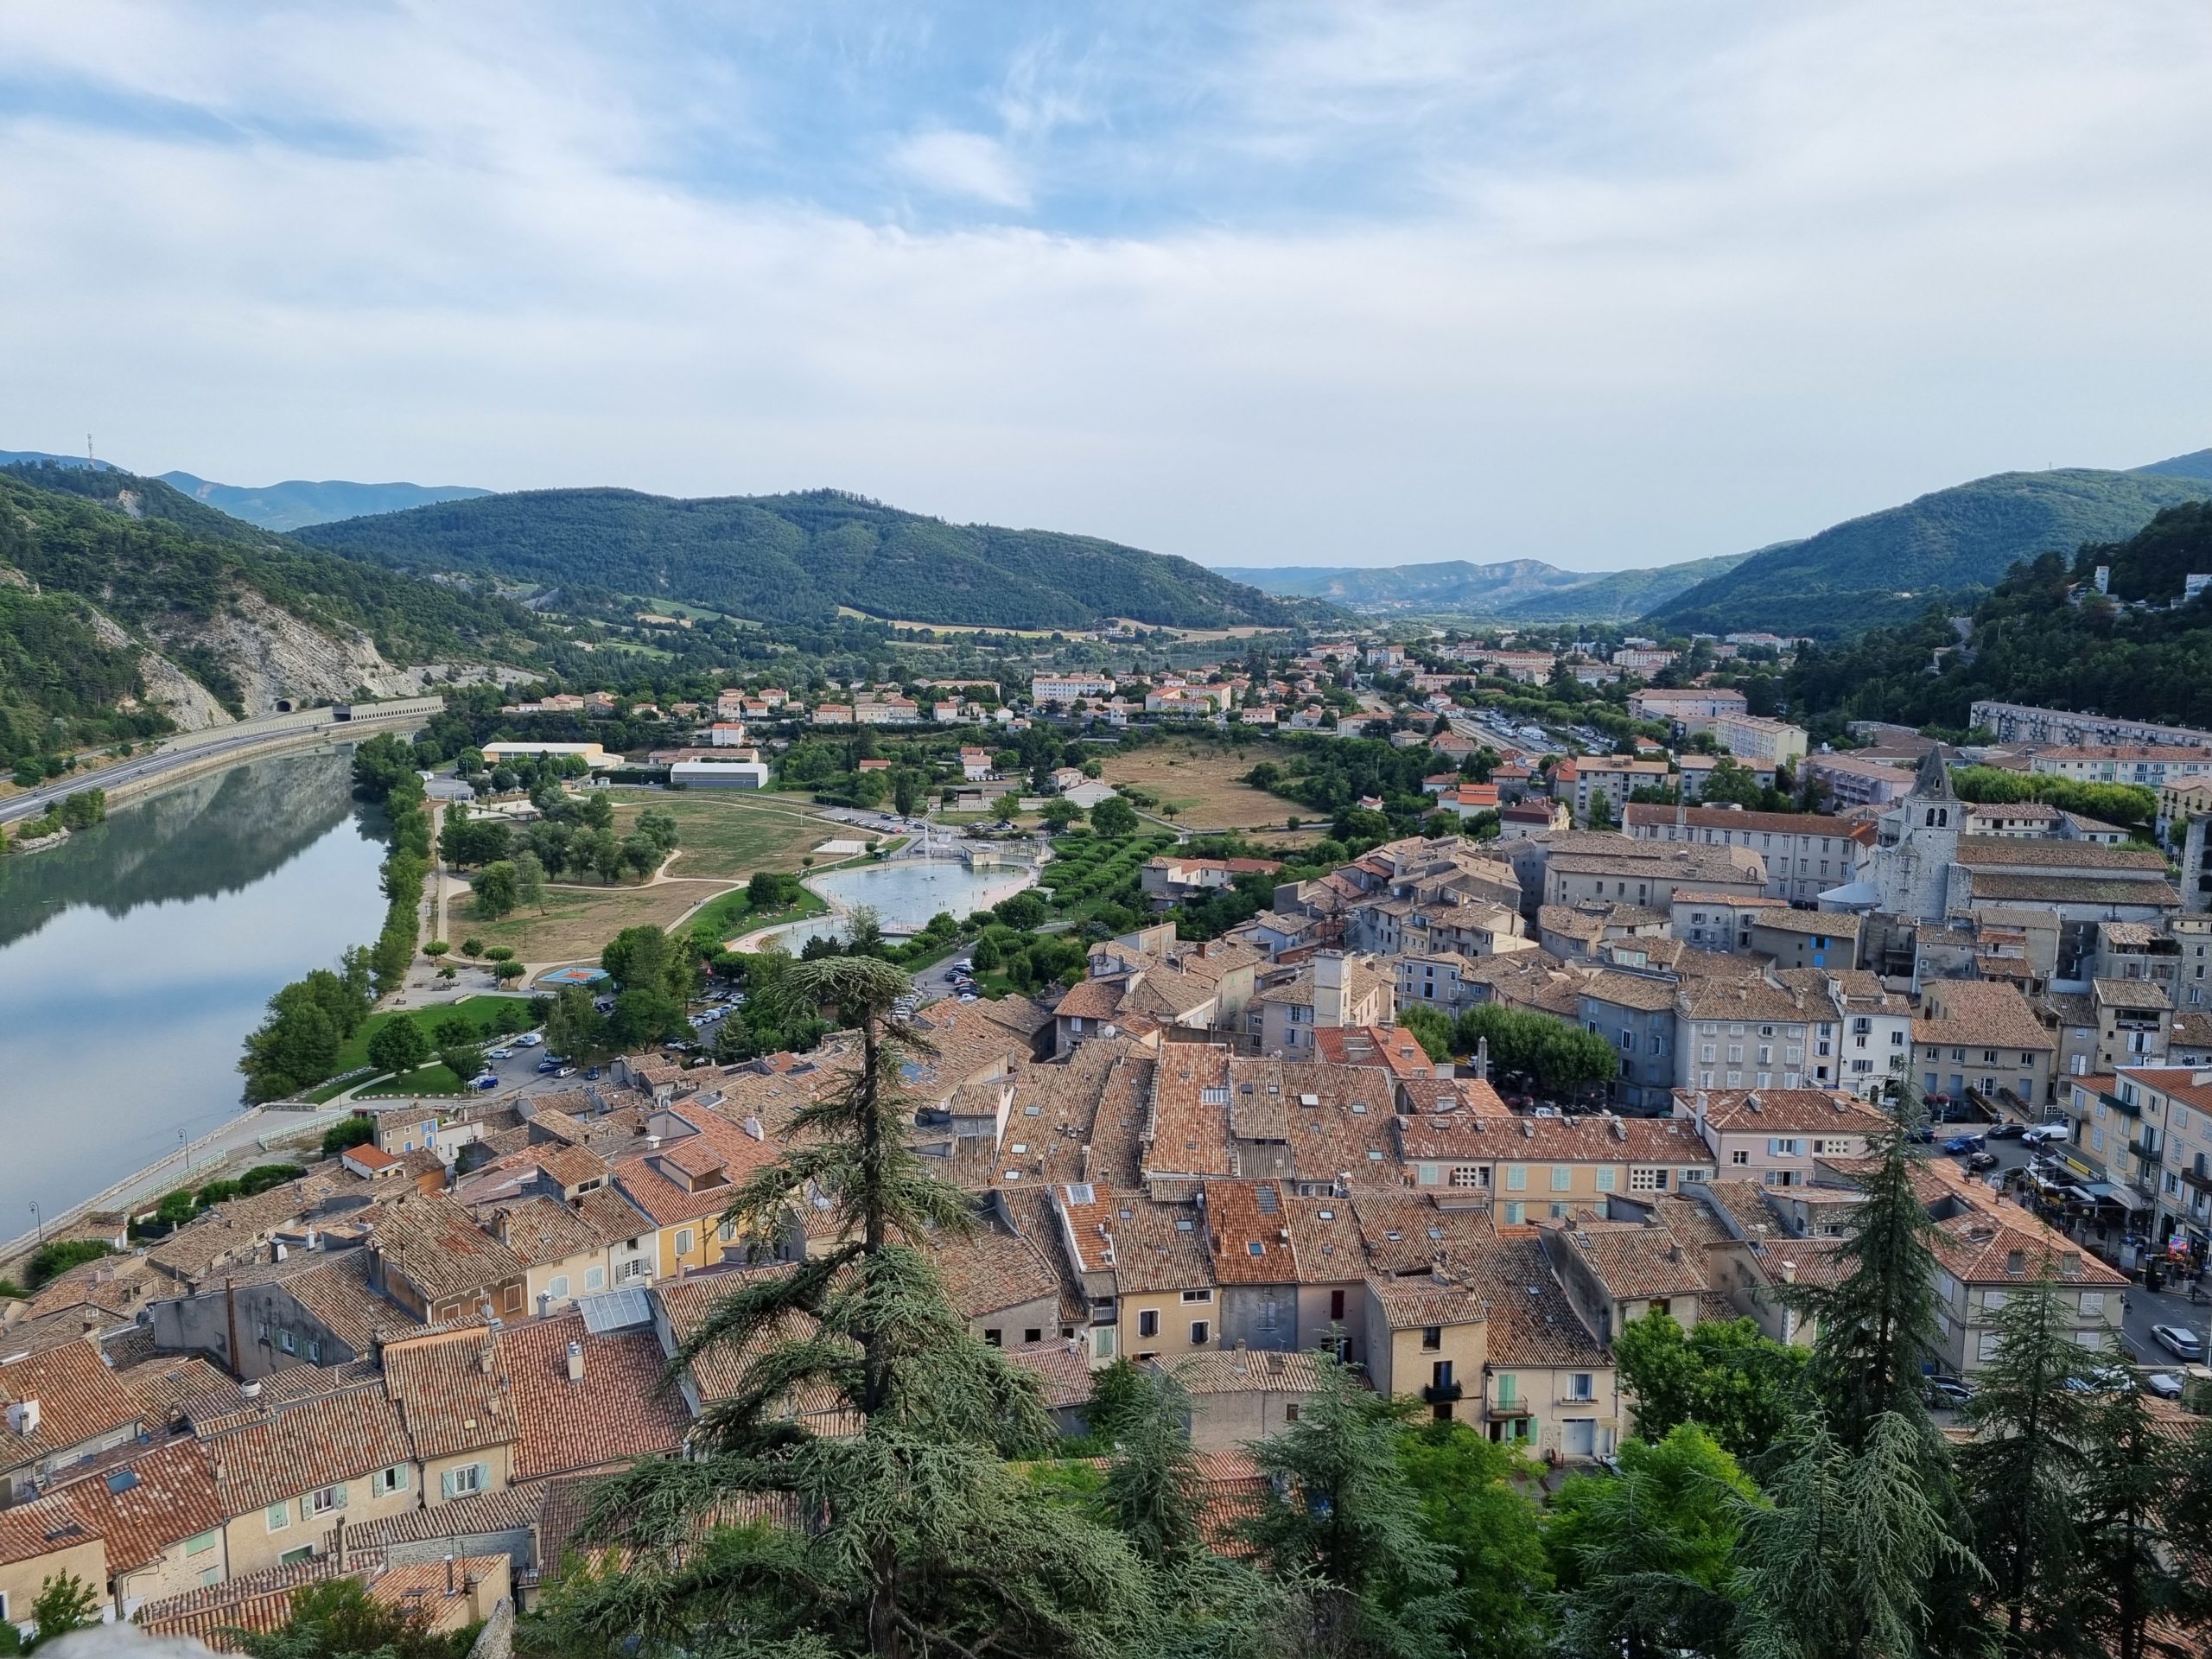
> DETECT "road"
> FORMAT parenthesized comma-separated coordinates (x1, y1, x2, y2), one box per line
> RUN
(0, 721, 365, 826)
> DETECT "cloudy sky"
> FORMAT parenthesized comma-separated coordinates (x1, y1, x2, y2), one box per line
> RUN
(3, 2, 2210, 572)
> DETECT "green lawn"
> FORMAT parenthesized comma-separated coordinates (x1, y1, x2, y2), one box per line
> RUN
(357, 1063, 467, 1097)
(688, 885, 828, 948)
(340, 995, 538, 1071)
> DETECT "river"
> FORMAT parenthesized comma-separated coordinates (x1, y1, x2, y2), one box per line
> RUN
(0, 747, 389, 1232)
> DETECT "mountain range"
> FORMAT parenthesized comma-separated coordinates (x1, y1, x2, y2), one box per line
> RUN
(1215, 551, 1752, 621)
(297, 486, 1302, 631)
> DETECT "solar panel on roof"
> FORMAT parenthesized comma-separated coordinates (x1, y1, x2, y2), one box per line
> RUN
(576, 1286, 652, 1334)
(106, 1470, 139, 1494)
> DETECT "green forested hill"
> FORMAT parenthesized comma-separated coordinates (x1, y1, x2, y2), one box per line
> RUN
(160, 471, 492, 532)
(0, 464, 548, 766)
(1783, 501, 2212, 734)
(1649, 464, 2212, 638)
(296, 486, 1303, 629)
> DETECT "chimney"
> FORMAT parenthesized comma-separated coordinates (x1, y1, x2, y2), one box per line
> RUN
(333, 1515, 347, 1572)
(446, 1554, 456, 1597)
(1314, 950, 1348, 1028)
(5, 1400, 38, 1437)
(1694, 1091, 1708, 1139)
(1474, 1037, 1491, 1082)
(241, 1381, 262, 1402)
(565, 1340, 584, 1382)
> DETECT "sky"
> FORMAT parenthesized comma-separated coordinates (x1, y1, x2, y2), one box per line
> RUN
(3, 1, 2211, 574)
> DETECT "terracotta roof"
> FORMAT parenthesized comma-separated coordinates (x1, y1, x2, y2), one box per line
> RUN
(1952, 836, 2170, 872)
(111, 1355, 234, 1432)
(283, 1249, 420, 1354)
(1201, 1183, 1299, 1284)
(1465, 1236, 1610, 1366)
(1577, 969, 1681, 1012)
(1676, 975, 1835, 1023)
(495, 1194, 607, 1267)
(925, 1217, 1063, 1319)
(2093, 977, 2173, 1012)
(1367, 1272, 1485, 1330)
(372, 1193, 528, 1305)
(331, 1481, 545, 1552)
(1157, 1349, 1325, 1395)
(1915, 981, 2056, 1051)
(1750, 908, 1859, 937)
(1004, 1340, 1094, 1410)
(56, 1437, 227, 1573)
(1967, 874, 2178, 907)
(1396, 1111, 1713, 1167)
(0, 1340, 144, 1464)
(136, 1553, 385, 1648)
(0, 1491, 99, 1567)
(203, 1384, 416, 1513)
(381, 1326, 515, 1461)
(497, 1310, 690, 1483)
(1310, 1026, 1433, 1079)
(1551, 1222, 1710, 1300)
(1624, 804, 1861, 837)
(1678, 1088, 1889, 1136)
(1101, 1197, 1211, 1294)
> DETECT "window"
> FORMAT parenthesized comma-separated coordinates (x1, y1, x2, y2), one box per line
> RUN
(1595, 1167, 1616, 1192)
(1503, 1201, 1525, 1224)
(1025, 1328, 1043, 1344)
(1190, 1320, 1211, 1345)
(584, 1266, 606, 1291)
(549, 1275, 569, 1300)
(1983, 1289, 2008, 1312)
(983, 1329, 1002, 1347)
(1505, 1165, 1527, 1191)
(188, 1531, 218, 1557)
(1496, 1373, 1517, 1406)
(1421, 1325, 1443, 1351)
(373, 1465, 407, 1497)
(1568, 1372, 1594, 1401)
(1450, 1165, 1488, 1188)
(1139, 1310, 1160, 1338)
(1201, 1086, 1228, 1104)
(266, 1503, 289, 1533)
(279, 1544, 315, 1566)
(1977, 1331, 2004, 1363)
(1550, 1166, 1572, 1192)
(442, 1462, 487, 1498)
(278, 1329, 296, 1356)
(303, 1484, 346, 1518)
(2080, 1292, 2104, 1318)
(1181, 1288, 1213, 1303)
(1284, 1404, 1300, 1422)
(1629, 1166, 1668, 1192)
(676, 1229, 695, 1256)
(202, 1567, 222, 1587)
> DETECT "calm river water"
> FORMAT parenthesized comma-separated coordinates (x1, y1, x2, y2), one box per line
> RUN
(0, 747, 388, 1230)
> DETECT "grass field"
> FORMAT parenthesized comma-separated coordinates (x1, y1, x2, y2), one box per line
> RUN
(471, 883, 709, 964)
(357, 1062, 467, 1097)
(689, 885, 829, 950)
(607, 790, 835, 879)
(340, 995, 538, 1071)
(1097, 738, 1299, 830)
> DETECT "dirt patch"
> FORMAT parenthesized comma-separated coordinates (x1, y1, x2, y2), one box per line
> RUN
(471, 882, 710, 965)
(1097, 738, 1301, 830)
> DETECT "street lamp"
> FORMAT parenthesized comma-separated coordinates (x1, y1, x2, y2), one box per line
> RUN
(29, 1202, 41, 1244)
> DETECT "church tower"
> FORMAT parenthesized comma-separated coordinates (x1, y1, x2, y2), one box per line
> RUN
(1872, 747, 1961, 922)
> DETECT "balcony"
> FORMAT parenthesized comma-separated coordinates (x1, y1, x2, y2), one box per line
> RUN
(1421, 1379, 1465, 1406)
(2101, 1090, 2144, 1120)
(2128, 1139, 2164, 1168)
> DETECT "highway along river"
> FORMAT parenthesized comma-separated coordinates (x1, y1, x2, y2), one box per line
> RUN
(0, 746, 388, 1230)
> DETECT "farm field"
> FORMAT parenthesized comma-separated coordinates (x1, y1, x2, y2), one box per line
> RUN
(1096, 738, 1300, 830)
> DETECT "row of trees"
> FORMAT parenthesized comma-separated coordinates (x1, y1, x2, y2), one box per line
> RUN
(1397, 1001, 1625, 1097)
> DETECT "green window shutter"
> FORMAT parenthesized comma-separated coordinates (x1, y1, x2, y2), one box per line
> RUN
(440, 1468, 456, 1500)
(332, 1484, 348, 1509)
(299, 1496, 313, 1522)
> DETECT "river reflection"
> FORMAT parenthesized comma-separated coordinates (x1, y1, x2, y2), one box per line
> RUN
(0, 747, 388, 1227)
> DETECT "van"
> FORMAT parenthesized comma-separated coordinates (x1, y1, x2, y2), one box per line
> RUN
(517, 1033, 543, 1048)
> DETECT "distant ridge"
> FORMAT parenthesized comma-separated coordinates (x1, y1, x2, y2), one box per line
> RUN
(159, 472, 493, 532)
(1215, 551, 1750, 621)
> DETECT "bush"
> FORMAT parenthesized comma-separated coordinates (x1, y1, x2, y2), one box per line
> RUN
(320, 1116, 375, 1159)
(238, 1163, 304, 1196)
(26, 1238, 115, 1289)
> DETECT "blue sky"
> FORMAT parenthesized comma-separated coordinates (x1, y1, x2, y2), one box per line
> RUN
(3, 1, 2210, 570)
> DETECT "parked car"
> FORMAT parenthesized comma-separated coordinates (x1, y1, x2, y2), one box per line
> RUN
(1966, 1150, 1999, 1173)
(467, 1073, 499, 1092)
(555, 1065, 578, 1078)
(2152, 1325, 2204, 1362)
(1986, 1122, 2025, 1140)
(2143, 1372, 2186, 1400)
(516, 1032, 542, 1047)
(537, 1058, 562, 1073)
(1942, 1135, 1986, 1154)
(2023, 1122, 2070, 1145)
(1924, 1376, 1974, 1409)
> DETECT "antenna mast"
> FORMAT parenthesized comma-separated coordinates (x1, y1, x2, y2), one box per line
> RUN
(86, 433, 95, 467)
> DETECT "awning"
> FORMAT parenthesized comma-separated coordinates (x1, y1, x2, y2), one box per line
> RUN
(2082, 1181, 2149, 1211)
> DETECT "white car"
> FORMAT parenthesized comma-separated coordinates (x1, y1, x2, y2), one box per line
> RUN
(517, 1033, 543, 1048)
(2152, 1324, 2204, 1362)
(488, 1046, 515, 1060)
(2021, 1122, 2069, 1145)
(2143, 1372, 2185, 1400)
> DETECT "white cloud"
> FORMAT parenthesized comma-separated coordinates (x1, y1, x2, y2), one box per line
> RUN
(0, 2, 2209, 574)
(890, 128, 1032, 208)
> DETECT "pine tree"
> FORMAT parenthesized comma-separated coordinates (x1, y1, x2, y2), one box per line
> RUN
(1101, 1370, 1203, 1567)
(1793, 1103, 1943, 1446)
(549, 956, 1154, 1659)
(2069, 1379, 2209, 1659)
(1240, 1354, 1463, 1659)
(1955, 1277, 2095, 1653)
(1732, 1409, 1985, 1659)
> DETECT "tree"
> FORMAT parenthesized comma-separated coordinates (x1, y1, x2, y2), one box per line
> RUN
(1733, 1409, 1986, 1659)
(25, 1238, 114, 1288)
(550, 957, 1154, 1658)
(242, 1575, 463, 1659)
(461, 937, 484, 959)
(1099, 1369, 1204, 1567)
(320, 1116, 374, 1158)
(1398, 1003, 1455, 1063)
(1955, 1277, 2099, 1649)
(1242, 1353, 1463, 1658)
(512, 849, 548, 912)
(434, 1014, 485, 1083)
(1091, 795, 1140, 837)
(473, 859, 519, 918)
(893, 769, 919, 817)
(423, 939, 449, 960)
(493, 957, 526, 983)
(2068, 1379, 2209, 1659)
(1548, 1425, 1754, 1659)
(545, 985, 613, 1065)
(365, 1017, 431, 1078)
(1398, 1421, 1550, 1659)
(1040, 798, 1084, 833)
(26, 1571, 102, 1650)
(1612, 1313, 1808, 1461)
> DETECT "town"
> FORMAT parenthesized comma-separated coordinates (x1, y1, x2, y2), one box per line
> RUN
(4, 612, 2211, 1655)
